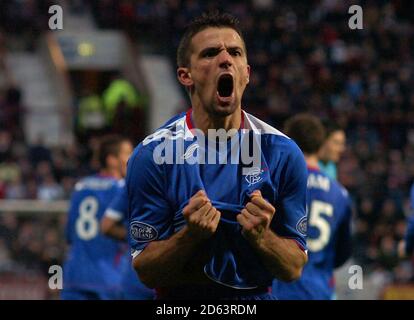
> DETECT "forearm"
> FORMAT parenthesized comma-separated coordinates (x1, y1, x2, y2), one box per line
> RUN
(133, 226, 209, 288)
(101, 217, 127, 241)
(249, 230, 308, 282)
(105, 224, 127, 241)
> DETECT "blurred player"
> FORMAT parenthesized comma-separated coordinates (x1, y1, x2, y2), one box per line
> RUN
(61, 135, 133, 300)
(101, 186, 155, 300)
(318, 120, 346, 180)
(127, 11, 308, 300)
(273, 114, 352, 300)
(398, 184, 414, 259)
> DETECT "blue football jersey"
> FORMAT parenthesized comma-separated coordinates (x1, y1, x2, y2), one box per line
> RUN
(62, 175, 126, 298)
(403, 184, 414, 255)
(104, 185, 155, 300)
(273, 167, 352, 300)
(126, 109, 308, 299)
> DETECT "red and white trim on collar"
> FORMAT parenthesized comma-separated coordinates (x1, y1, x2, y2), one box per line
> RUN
(185, 108, 245, 131)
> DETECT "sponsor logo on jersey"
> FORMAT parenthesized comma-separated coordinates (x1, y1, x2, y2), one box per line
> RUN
(296, 216, 307, 236)
(130, 222, 158, 242)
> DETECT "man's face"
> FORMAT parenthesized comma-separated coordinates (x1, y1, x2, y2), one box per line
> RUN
(320, 130, 346, 163)
(179, 27, 250, 117)
(117, 141, 133, 177)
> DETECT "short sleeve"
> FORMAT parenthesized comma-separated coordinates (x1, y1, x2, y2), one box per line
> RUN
(65, 191, 79, 245)
(126, 144, 173, 258)
(272, 142, 308, 252)
(104, 185, 128, 223)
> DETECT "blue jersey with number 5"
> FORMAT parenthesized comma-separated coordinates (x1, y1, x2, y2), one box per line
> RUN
(403, 184, 414, 255)
(273, 167, 352, 300)
(63, 175, 125, 296)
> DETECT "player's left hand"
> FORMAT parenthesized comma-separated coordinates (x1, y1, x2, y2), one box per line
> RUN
(237, 190, 276, 243)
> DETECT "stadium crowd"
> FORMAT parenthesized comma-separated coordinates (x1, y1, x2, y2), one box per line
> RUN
(0, 0, 414, 295)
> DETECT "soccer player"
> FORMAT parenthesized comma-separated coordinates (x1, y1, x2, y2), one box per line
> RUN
(126, 11, 308, 300)
(101, 186, 155, 300)
(318, 120, 346, 180)
(61, 135, 133, 300)
(398, 184, 414, 259)
(273, 114, 352, 300)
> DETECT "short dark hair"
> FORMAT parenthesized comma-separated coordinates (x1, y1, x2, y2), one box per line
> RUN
(177, 11, 245, 67)
(284, 114, 326, 155)
(322, 119, 344, 138)
(98, 134, 129, 168)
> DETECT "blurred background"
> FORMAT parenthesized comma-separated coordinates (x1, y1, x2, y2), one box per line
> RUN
(0, 0, 413, 299)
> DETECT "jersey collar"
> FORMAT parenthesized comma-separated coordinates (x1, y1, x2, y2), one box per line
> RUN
(185, 108, 245, 132)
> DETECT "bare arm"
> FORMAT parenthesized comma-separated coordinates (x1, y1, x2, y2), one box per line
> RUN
(237, 191, 307, 282)
(133, 190, 221, 288)
(101, 216, 127, 241)
(249, 229, 307, 282)
(133, 226, 208, 288)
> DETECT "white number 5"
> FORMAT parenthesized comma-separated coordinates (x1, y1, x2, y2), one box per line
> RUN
(307, 200, 333, 252)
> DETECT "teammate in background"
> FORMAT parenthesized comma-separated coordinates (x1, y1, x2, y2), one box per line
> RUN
(273, 114, 352, 300)
(318, 120, 346, 180)
(126, 11, 308, 300)
(101, 186, 155, 300)
(398, 184, 414, 259)
(62, 135, 133, 300)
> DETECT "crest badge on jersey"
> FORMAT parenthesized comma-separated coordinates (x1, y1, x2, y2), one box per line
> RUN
(296, 216, 308, 236)
(244, 167, 264, 186)
(130, 221, 158, 242)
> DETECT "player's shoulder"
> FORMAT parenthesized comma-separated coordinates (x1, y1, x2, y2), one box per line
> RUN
(324, 173, 350, 204)
(331, 178, 349, 199)
(243, 111, 300, 153)
(134, 111, 187, 153)
(128, 111, 188, 168)
(143, 111, 187, 148)
(73, 174, 118, 192)
(244, 111, 289, 141)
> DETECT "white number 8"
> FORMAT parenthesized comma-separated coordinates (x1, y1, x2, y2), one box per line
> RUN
(76, 196, 99, 241)
(307, 200, 333, 252)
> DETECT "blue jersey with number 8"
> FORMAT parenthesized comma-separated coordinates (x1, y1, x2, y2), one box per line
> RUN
(63, 175, 125, 297)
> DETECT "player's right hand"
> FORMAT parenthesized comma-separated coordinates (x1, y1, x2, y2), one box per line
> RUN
(182, 190, 221, 240)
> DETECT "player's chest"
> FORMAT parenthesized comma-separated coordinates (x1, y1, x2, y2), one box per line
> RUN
(166, 162, 278, 216)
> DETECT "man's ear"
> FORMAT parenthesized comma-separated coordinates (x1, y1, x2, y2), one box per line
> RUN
(177, 67, 193, 87)
(246, 65, 251, 84)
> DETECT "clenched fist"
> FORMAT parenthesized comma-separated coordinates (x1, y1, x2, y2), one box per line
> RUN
(182, 190, 221, 241)
(237, 190, 276, 243)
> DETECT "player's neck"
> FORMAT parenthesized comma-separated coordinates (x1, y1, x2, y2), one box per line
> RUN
(192, 109, 241, 133)
(305, 154, 320, 170)
(191, 107, 241, 134)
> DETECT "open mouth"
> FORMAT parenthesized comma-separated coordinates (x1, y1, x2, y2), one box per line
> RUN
(217, 74, 234, 98)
